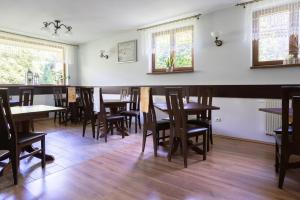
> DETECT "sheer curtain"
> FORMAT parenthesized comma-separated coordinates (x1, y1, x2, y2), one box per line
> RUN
(252, 0, 300, 40)
(0, 31, 77, 84)
(139, 17, 199, 71)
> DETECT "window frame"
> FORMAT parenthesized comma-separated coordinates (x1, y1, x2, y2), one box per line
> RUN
(151, 26, 194, 73)
(252, 4, 299, 67)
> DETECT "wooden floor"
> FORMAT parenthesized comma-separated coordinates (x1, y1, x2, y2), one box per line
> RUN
(0, 120, 300, 200)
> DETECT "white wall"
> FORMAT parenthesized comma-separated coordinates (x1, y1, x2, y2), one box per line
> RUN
(77, 6, 300, 143)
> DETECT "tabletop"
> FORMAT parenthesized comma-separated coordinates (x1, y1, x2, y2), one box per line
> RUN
(11, 105, 65, 121)
(259, 108, 293, 117)
(155, 102, 220, 114)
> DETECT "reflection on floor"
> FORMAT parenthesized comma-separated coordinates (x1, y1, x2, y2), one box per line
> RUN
(0, 119, 300, 200)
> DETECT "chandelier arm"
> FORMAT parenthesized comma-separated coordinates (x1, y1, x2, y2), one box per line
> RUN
(59, 24, 72, 31)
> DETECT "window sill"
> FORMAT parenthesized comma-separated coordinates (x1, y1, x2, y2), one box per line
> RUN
(147, 70, 194, 75)
(251, 64, 300, 69)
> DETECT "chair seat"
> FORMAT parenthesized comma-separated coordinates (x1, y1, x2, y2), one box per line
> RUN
(156, 120, 170, 131)
(187, 118, 211, 127)
(121, 110, 140, 116)
(107, 115, 125, 122)
(187, 124, 207, 137)
(274, 126, 293, 135)
(275, 134, 293, 146)
(18, 132, 46, 144)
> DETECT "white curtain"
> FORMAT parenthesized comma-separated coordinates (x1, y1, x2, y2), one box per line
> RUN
(139, 17, 199, 70)
(249, 0, 300, 40)
(0, 31, 77, 84)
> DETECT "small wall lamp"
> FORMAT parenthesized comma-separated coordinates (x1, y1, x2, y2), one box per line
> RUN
(211, 31, 223, 47)
(99, 50, 109, 59)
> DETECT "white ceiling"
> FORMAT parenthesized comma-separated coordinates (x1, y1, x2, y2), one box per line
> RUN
(0, 0, 240, 45)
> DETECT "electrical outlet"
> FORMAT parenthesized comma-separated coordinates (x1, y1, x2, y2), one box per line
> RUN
(215, 117, 222, 122)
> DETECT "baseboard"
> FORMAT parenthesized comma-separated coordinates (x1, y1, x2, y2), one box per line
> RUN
(213, 133, 275, 146)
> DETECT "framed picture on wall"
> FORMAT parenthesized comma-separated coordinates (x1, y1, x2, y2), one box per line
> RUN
(117, 40, 137, 63)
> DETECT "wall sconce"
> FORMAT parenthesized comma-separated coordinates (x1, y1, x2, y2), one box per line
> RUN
(99, 50, 109, 59)
(211, 31, 223, 47)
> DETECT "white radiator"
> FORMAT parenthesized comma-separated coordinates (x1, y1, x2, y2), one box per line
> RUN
(265, 100, 281, 135)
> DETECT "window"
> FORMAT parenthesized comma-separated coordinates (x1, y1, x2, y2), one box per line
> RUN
(252, 2, 300, 67)
(152, 26, 194, 73)
(0, 34, 65, 84)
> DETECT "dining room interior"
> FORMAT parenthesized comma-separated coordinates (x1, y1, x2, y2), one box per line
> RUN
(0, 0, 300, 199)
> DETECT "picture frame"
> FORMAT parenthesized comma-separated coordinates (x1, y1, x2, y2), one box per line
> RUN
(117, 40, 137, 63)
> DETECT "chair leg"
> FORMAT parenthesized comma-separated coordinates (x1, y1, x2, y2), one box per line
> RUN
(168, 129, 175, 162)
(162, 130, 166, 143)
(91, 119, 96, 138)
(153, 130, 158, 157)
(54, 111, 57, 122)
(10, 148, 18, 185)
(278, 153, 288, 189)
(138, 115, 141, 129)
(142, 128, 147, 153)
(110, 122, 113, 135)
(129, 117, 132, 129)
(275, 142, 279, 173)
(41, 136, 46, 168)
(135, 116, 138, 133)
(209, 125, 213, 145)
(82, 119, 87, 137)
(182, 138, 188, 168)
(125, 116, 128, 128)
(97, 118, 101, 140)
(207, 130, 210, 152)
(121, 120, 125, 139)
(203, 132, 207, 161)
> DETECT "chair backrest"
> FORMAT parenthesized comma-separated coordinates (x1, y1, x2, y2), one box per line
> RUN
(129, 87, 140, 111)
(141, 87, 157, 131)
(281, 87, 300, 153)
(165, 87, 186, 136)
(19, 87, 34, 106)
(53, 87, 64, 107)
(120, 88, 129, 101)
(186, 87, 212, 119)
(98, 88, 107, 121)
(80, 87, 94, 119)
(197, 88, 212, 119)
(0, 88, 17, 150)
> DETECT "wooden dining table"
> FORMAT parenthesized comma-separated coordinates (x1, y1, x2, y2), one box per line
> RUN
(0, 105, 65, 176)
(155, 102, 220, 154)
(11, 105, 65, 161)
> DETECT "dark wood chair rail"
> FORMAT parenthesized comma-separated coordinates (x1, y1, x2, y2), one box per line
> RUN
(2, 84, 300, 99)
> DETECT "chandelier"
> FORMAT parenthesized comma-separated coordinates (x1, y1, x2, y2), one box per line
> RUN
(41, 20, 72, 37)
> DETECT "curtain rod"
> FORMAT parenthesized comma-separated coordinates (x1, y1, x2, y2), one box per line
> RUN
(0, 30, 78, 47)
(235, 0, 263, 8)
(137, 14, 201, 31)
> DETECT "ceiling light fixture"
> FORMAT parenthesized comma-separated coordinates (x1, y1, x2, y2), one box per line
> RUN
(41, 20, 72, 37)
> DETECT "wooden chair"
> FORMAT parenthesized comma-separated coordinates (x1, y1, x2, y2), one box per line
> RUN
(165, 87, 207, 168)
(97, 88, 126, 142)
(53, 87, 70, 124)
(141, 87, 170, 156)
(121, 87, 141, 133)
(0, 88, 46, 185)
(19, 87, 35, 131)
(275, 86, 300, 188)
(187, 87, 213, 151)
(80, 87, 96, 138)
(19, 87, 34, 106)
